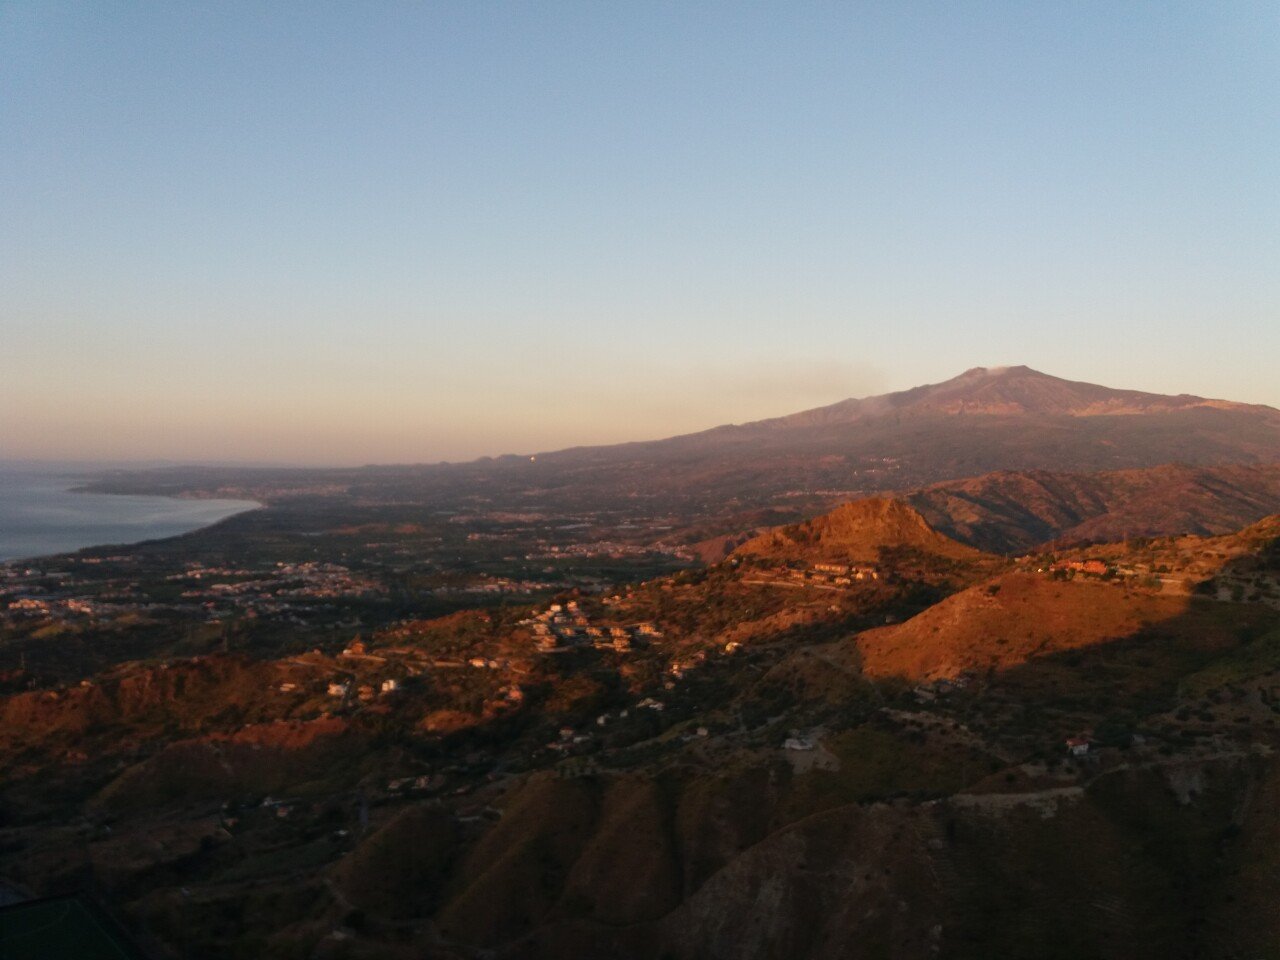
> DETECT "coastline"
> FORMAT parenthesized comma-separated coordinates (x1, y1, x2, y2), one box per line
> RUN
(0, 475, 263, 564)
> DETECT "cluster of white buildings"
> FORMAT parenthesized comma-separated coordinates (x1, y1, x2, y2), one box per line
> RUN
(803, 563, 879, 586)
(520, 601, 663, 653)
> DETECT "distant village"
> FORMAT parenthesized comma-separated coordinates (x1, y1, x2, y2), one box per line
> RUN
(0, 558, 385, 628)
(518, 600, 662, 653)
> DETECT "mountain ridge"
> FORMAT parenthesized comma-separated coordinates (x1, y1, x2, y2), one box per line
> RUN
(907, 461, 1280, 554)
(80, 367, 1280, 544)
(536, 365, 1280, 472)
(666, 365, 1280, 440)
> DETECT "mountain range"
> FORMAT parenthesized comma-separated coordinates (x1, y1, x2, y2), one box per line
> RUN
(907, 461, 1280, 554)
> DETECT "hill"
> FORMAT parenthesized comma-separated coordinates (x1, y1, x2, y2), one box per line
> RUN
(853, 573, 1189, 681)
(683, 463, 1280, 563)
(733, 498, 985, 565)
(8, 509, 1280, 957)
(907, 462, 1280, 554)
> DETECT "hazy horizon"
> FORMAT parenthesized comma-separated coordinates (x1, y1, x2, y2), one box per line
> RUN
(4, 361, 1280, 470)
(4, 3, 1278, 464)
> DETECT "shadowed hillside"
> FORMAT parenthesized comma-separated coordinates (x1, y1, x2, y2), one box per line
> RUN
(908, 462, 1280, 554)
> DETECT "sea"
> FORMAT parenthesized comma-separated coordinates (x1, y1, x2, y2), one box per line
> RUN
(0, 469, 258, 563)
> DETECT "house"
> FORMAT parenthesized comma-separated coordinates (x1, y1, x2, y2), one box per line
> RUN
(784, 737, 815, 751)
(9, 598, 50, 613)
(380, 678, 399, 694)
(1066, 736, 1092, 757)
(327, 682, 349, 697)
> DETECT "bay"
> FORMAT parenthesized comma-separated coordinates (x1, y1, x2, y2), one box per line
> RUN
(0, 470, 257, 563)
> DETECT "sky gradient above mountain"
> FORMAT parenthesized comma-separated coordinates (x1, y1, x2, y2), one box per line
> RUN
(3, 3, 1278, 463)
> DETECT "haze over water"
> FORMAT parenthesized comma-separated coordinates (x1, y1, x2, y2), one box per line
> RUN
(0, 469, 257, 562)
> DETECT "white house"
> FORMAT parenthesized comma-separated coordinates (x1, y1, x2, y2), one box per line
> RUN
(1066, 737, 1091, 757)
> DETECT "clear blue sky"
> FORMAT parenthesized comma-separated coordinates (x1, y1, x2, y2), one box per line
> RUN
(3, 2, 1277, 464)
